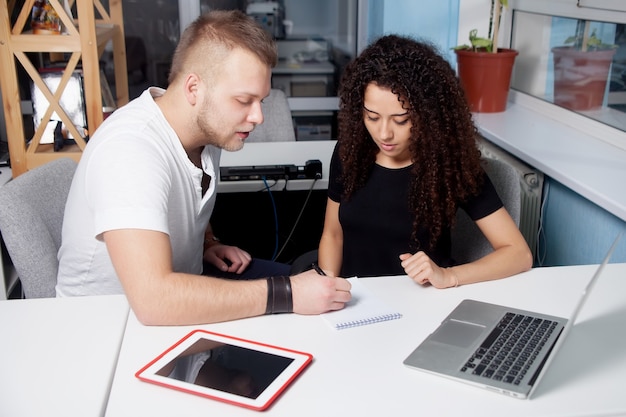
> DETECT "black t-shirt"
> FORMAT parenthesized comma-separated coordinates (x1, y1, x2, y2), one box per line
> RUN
(327, 145, 502, 277)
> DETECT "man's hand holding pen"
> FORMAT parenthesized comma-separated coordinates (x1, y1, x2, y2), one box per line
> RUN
(312, 263, 327, 276)
(289, 265, 351, 314)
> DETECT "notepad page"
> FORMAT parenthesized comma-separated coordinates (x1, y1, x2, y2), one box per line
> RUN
(321, 277, 402, 330)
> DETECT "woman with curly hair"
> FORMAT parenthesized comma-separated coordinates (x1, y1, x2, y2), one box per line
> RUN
(317, 35, 532, 288)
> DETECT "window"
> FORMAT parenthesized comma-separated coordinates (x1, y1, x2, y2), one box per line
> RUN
(505, 0, 626, 136)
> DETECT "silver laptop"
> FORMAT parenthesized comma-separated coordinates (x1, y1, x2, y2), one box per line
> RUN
(403, 233, 622, 399)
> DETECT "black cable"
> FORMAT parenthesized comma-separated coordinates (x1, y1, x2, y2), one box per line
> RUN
(261, 177, 279, 261)
(273, 178, 318, 261)
(257, 179, 277, 193)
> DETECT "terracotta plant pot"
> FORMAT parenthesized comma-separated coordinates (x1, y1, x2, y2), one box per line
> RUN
(552, 46, 617, 111)
(455, 48, 519, 113)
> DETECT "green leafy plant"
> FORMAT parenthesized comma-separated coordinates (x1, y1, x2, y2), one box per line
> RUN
(453, 0, 508, 53)
(564, 21, 618, 52)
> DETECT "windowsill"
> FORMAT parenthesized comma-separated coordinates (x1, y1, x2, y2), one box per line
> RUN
(473, 91, 626, 222)
(519, 92, 626, 133)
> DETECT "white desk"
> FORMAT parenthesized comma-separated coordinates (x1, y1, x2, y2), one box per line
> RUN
(105, 263, 626, 416)
(218, 140, 335, 193)
(0, 295, 129, 417)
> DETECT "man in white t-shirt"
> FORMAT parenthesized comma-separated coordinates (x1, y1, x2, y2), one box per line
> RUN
(56, 10, 351, 325)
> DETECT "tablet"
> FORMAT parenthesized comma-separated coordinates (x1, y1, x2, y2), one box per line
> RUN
(135, 329, 312, 411)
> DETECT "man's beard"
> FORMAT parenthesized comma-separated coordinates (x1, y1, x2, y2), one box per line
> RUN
(196, 102, 245, 152)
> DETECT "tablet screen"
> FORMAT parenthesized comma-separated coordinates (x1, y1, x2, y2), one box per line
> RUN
(136, 330, 312, 410)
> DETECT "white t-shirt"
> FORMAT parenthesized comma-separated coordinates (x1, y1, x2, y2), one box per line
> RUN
(56, 88, 220, 296)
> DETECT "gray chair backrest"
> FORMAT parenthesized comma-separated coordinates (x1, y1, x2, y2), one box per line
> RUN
(451, 158, 521, 264)
(247, 89, 296, 142)
(0, 158, 78, 298)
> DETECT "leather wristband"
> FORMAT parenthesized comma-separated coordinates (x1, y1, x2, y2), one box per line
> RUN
(265, 276, 293, 314)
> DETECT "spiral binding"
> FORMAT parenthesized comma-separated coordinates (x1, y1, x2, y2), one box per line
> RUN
(335, 312, 403, 330)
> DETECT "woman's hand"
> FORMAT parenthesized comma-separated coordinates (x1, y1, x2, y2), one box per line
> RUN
(399, 252, 457, 289)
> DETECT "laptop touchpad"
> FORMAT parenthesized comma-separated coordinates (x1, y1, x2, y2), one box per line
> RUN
(431, 320, 485, 348)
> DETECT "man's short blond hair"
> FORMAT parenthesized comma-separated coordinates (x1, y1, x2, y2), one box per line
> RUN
(168, 10, 277, 86)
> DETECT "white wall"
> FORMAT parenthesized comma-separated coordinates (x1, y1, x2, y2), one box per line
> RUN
(381, 0, 459, 53)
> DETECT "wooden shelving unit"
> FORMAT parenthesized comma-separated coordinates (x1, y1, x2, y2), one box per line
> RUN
(0, 0, 128, 176)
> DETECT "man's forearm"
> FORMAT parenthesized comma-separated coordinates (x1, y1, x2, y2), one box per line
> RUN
(130, 272, 267, 325)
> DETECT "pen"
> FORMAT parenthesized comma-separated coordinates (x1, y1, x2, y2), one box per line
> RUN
(312, 263, 326, 276)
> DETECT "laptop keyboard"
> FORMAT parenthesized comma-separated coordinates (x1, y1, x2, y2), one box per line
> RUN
(460, 312, 558, 385)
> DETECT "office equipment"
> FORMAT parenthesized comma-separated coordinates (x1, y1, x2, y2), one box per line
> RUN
(136, 329, 312, 411)
(246, 2, 286, 39)
(215, 142, 332, 260)
(0, 158, 77, 298)
(218, 141, 334, 193)
(304, 159, 322, 179)
(273, 39, 335, 98)
(321, 277, 402, 330)
(403, 234, 621, 399)
(220, 160, 322, 182)
(220, 164, 298, 182)
(294, 117, 333, 140)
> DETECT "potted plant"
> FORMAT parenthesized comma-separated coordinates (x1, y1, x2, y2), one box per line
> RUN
(453, 0, 518, 113)
(552, 20, 618, 111)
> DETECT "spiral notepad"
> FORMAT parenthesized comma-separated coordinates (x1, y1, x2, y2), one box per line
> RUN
(322, 277, 402, 330)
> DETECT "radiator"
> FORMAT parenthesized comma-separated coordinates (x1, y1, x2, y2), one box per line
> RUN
(477, 137, 544, 259)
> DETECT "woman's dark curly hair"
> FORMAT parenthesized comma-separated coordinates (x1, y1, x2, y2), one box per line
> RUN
(337, 34, 483, 251)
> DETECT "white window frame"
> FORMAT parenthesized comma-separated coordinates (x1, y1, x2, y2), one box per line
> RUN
(578, 0, 626, 13)
(501, 0, 626, 151)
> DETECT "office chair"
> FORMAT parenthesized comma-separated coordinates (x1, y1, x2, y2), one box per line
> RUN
(451, 157, 521, 263)
(247, 89, 296, 142)
(0, 158, 77, 298)
(290, 158, 522, 274)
